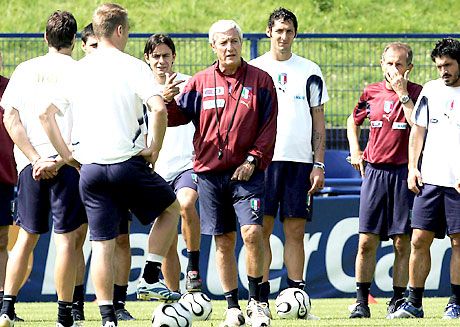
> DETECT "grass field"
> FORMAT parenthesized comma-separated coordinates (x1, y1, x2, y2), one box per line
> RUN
(13, 297, 458, 326)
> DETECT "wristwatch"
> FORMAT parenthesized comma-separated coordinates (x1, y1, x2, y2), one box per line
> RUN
(245, 155, 257, 166)
(399, 94, 411, 104)
(313, 161, 325, 173)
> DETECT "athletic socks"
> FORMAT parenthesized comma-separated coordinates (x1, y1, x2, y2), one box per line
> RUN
(186, 250, 200, 274)
(57, 301, 73, 327)
(0, 295, 16, 319)
(248, 276, 263, 302)
(99, 303, 117, 326)
(448, 283, 460, 305)
(259, 281, 270, 304)
(142, 253, 163, 284)
(113, 284, 128, 311)
(392, 286, 406, 301)
(287, 277, 306, 290)
(407, 286, 424, 308)
(224, 288, 240, 309)
(72, 284, 85, 311)
(356, 282, 371, 305)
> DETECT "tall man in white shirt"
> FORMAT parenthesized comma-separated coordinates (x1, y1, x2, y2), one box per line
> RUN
(143, 34, 202, 293)
(40, 4, 181, 326)
(0, 11, 85, 327)
(390, 38, 460, 320)
(250, 7, 328, 307)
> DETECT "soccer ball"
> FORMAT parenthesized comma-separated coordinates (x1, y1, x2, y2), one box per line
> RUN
(275, 288, 311, 319)
(179, 291, 212, 321)
(151, 302, 192, 327)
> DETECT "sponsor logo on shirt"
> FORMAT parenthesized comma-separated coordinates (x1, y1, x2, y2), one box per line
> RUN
(294, 95, 306, 100)
(430, 118, 438, 124)
(370, 121, 383, 128)
(392, 122, 407, 130)
(384, 100, 394, 113)
(202, 99, 225, 110)
(203, 87, 224, 97)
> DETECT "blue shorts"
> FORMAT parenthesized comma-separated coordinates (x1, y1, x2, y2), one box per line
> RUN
(118, 211, 132, 235)
(16, 164, 86, 234)
(0, 183, 14, 226)
(412, 183, 460, 239)
(264, 161, 313, 221)
(359, 163, 413, 241)
(169, 169, 198, 194)
(80, 156, 176, 241)
(197, 170, 264, 235)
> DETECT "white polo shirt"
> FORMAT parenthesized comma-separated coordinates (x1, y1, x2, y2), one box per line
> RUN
(250, 52, 329, 163)
(151, 72, 195, 182)
(53, 47, 161, 164)
(412, 78, 460, 187)
(0, 52, 75, 173)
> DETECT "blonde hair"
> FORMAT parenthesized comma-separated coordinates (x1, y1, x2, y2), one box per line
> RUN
(382, 42, 413, 65)
(93, 3, 128, 39)
(208, 20, 243, 44)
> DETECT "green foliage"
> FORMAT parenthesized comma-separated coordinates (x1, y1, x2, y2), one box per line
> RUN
(14, 297, 460, 326)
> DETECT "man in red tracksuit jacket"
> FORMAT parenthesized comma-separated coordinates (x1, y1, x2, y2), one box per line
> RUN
(166, 19, 277, 327)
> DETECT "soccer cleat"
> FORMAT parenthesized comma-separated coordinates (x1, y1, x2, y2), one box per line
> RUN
(386, 298, 405, 316)
(102, 321, 117, 327)
(246, 300, 270, 327)
(115, 308, 135, 321)
(0, 314, 14, 327)
(136, 278, 181, 302)
(185, 270, 203, 292)
(388, 301, 424, 319)
(220, 307, 245, 327)
(71, 308, 85, 322)
(349, 303, 370, 318)
(443, 303, 460, 319)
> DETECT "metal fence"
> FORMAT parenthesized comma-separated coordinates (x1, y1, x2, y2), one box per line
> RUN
(1, 33, 459, 149)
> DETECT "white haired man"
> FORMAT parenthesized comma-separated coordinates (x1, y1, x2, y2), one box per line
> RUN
(166, 19, 278, 327)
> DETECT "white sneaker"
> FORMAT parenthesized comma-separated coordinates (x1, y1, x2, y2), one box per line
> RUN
(102, 321, 117, 327)
(0, 314, 14, 327)
(136, 278, 181, 302)
(246, 300, 270, 327)
(220, 307, 245, 327)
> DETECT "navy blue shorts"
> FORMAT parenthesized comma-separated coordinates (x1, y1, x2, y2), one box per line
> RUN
(16, 164, 86, 234)
(412, 184, 460, 239)
(80, 156, 176, 241)
(264, 161, 313, 221)
(359, 163, 413, 241)
(197, 170, 264, 235)
(169, 169, 198, 194)
(118, 211, 132, 235)
(0, 183, 14, 226)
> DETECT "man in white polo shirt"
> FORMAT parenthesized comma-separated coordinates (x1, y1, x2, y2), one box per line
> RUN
(250, 7, 328, 311)
(0, 11, 85, 327)
(40, 4, 181, 327)
(390, 38, 460, 320)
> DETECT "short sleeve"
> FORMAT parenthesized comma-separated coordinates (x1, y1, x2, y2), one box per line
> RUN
(412, 88, 429, 128)
(352, 91, 369, 126)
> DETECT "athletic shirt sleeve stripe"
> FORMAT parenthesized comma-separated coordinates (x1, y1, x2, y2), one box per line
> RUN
(306, 74, 323, 108)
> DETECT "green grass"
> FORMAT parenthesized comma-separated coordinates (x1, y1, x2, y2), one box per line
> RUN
(1, 0, 460, 33)
(13, 298, 459, 326)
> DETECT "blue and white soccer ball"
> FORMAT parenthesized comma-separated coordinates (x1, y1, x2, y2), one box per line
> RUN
(151, 302, 192, 327)
(275, 288, 311, 319)
(179, 291, 212, 321)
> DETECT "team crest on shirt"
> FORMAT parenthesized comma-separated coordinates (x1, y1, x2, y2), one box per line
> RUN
(241, 87, 252, 100)
(250, 198, 261, 211)
(383, 100, 394, 113)
(278, 73, 287, 85)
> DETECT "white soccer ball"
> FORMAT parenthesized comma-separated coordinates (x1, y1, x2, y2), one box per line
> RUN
(275, 288, 311, 319)
(179, 291, 212, 321)
(151, 302, 192, 327)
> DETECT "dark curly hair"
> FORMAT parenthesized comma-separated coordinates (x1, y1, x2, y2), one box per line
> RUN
(431, 38, 460, 64)
(267, 7, 298, 35)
